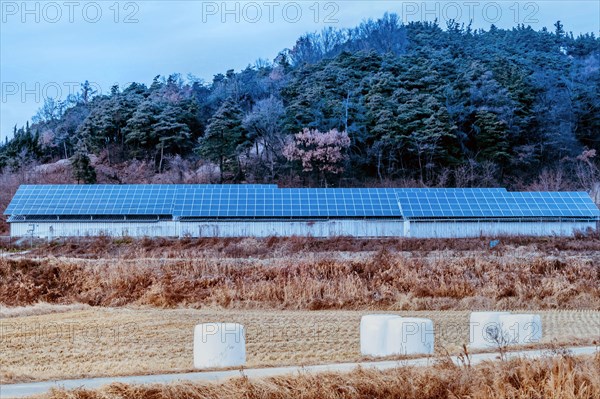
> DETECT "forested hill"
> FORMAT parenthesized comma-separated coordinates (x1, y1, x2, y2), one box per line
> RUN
(1, 15, 599, 189)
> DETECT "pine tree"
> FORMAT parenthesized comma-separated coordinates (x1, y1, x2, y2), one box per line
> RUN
(153, 103, 192, 172)
(124, 99, 160, 158)
(398, 94, 459, 182)
(196, 98, 247, 182)
(473, 110, 511, 164)
(71, 144, 97, 184)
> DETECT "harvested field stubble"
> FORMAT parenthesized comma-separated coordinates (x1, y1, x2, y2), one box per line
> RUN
(2, 308, 598, 383)
(1, 247, 599, 310)
(43, 354, 600, 399)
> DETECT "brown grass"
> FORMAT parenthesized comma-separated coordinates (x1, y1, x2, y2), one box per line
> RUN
(0, 302, 90, 318)
(2, 308, 598, 383)
(20, 235, 600, 258)
(1, 245, 599, 310)
(42, 354, 600, 399)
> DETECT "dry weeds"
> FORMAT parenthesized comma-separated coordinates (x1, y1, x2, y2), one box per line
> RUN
(43, 354, 600, 399)
(17, 234, 600, 258)
(2, 237, 599, 388)
(2, 246, 599, 310)
(0, 303, 91, 318)
(1, 308, 598, 383)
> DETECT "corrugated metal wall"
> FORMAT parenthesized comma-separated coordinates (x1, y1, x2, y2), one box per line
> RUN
(11, 220, 405, 238)
(407, 221, 596, 238)
(179, 220, 405, 238)
(10, 221, 178, 238)
(10, 219, 597, 238)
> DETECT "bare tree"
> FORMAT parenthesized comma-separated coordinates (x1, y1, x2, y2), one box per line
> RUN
(242, 96, 286, 180)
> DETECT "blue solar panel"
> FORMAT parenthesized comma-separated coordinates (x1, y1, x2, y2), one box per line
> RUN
(395, 190, 600, 218)
(4, 184, 275, 216)
(172, 188, 402, 218)
(396, 188, 507, 193)
(4, 185, 175, 215)
(4, 185, 599, 220)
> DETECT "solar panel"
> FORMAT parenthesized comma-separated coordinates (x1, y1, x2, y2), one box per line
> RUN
(505, 192, 600, 218)
(4, 184, 276, 216)
(395, 190, 600, 219)
(396, 188, 507, 193)
(4, 185, 175, 216)
(4, 185, 599, 220)
(173, 188, 402, 218)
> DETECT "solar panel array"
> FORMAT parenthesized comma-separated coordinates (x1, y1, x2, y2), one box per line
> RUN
(395, 190, 600, 218)
(4, 184, 274, 216)
(5, 185, 174, 216)
(4, 185, 600, 219)
(174, 188, 401, 218)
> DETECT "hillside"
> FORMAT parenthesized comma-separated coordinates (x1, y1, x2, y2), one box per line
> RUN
(1, 16, 599, 226)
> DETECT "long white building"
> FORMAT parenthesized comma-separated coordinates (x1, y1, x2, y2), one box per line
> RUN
(4, 185, 600, 238)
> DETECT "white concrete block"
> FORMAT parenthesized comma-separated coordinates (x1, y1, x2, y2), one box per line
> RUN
(386, 317, 434, 355)
(360, 314, 401, 357)
(499, 314, 542, 346)
(193, 323, 246, 369)
(469, 311, 511, 349)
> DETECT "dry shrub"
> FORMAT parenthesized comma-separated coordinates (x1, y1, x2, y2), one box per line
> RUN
(44, 355, 600, 399)
(2, 245, 599, 310)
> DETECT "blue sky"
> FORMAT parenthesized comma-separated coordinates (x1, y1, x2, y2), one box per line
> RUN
(1, 1, 599, 142)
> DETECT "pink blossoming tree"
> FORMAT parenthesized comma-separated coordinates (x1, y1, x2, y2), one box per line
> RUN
(283, 128, 351, 186)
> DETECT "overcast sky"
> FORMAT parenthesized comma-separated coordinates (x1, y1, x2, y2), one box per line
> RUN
(1, 1, 599, 142)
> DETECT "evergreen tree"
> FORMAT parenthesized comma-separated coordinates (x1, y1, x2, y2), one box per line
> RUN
(124, 99, 161, 158)
(473, 110, 511, 165)
(196, 98, 247, 182)
(153, 103, 192, 172)
(71, 144, 97, 184)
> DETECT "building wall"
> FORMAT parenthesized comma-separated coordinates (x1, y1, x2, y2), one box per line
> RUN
(10, 221, 178, 238)
(10, 219, 597, 239)
(11, 219, 405, 238)
(406, 220, 596, 238)
(179, 219, 404, 238)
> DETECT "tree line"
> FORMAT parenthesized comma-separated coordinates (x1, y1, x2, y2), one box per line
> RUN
(1, 15, 599, 188)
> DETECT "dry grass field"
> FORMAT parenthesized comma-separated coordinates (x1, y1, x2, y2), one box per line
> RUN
(44, 354, 600, 399)
(2, 236, 600, 395)
(2, 237, 600, 311)
(1, 307, 598, 384)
